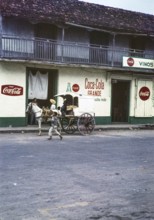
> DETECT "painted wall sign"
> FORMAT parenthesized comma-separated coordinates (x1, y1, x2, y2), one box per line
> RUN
(1, 85, 23, 96)
(127, 57, 134, 67)
(123, 56, 154, 69)
(72, 84, 80, 92)
(139, 86, 150, 101)
(85, 78, 104, 96)
(66, 82, 72, 92)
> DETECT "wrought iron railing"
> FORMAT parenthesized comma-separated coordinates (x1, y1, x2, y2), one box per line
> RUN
(0, 35, 154, 68)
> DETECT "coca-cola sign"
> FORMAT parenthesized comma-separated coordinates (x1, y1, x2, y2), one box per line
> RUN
(139, 86, 150, 101)
(127, 57, 134, 67)
(72, 84, 80, 92)
(1, 85, 23, 96)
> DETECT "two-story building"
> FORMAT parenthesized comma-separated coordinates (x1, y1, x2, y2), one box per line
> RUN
(0, 0, 154, 127)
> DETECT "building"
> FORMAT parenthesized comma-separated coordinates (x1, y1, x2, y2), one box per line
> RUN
(0, 0, 154, 127)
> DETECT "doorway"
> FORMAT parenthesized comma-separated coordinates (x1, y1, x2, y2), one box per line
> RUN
(111, 80, 130, 123)
(26, 67, 58, 125)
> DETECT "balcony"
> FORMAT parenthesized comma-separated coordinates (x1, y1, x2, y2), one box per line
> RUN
(0, 35, 154, 69)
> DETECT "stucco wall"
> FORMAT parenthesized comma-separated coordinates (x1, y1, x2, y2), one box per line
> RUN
(0, 62, 26, 117)
(57, 68, 111, 117)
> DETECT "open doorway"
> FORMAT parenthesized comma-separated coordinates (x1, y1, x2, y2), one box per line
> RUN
(111, 80, 130, 123)
(26, 67, 58, 125)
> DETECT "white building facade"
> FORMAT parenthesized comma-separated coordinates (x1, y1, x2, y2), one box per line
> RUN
(0, 0, 154, 127)
(1, 61, 154, 126)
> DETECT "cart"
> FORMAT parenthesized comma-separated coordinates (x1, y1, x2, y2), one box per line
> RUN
(54, 93, 95, 135)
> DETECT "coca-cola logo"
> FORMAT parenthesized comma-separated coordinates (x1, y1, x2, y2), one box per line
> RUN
(1, 85, 23, 96)
(139, 86, 150, 101)
(72, 84, 80, 92)
(127, 57, 134, 67)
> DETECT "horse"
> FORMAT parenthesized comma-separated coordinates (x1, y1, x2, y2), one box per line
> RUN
(26, 102, 43, 136)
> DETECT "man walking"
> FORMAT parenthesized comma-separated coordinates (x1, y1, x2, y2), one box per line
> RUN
(48, 110, 62, 140)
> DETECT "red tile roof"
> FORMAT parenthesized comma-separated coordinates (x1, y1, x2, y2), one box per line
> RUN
(0, 0, 154, 35)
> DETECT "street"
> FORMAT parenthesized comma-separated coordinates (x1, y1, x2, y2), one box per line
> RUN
(0, 130, 154, 220)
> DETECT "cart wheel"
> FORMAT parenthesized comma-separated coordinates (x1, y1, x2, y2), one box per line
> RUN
(77, 113, 95, 135)
(61, 117, 77, 134)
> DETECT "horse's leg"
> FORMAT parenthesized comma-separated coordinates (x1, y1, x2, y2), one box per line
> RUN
(37, 118, 42, 136)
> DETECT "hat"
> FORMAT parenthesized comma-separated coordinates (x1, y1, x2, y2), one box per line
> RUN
(50, 99, 56, 104)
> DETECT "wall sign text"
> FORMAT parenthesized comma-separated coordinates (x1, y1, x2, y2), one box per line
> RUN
(123, 57, 154, 69)
(1, 85, 23, 96)
(85, 78, 104, 96)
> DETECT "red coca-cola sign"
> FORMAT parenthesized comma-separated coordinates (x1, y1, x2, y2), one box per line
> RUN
(72, 84, 80, 92)
(127, 57, 134, 67)
(139, 86, 150, 101)
(1, 85, 23, 96)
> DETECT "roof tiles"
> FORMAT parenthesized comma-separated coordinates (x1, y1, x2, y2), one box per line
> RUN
(0, 0, 154, 35)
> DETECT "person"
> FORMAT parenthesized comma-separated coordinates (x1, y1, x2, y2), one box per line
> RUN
(48, 110, 63, 140)
(61, 98, 67, 116)
(26, 98, 43, 135)
(57, 106, 62, 116)
(50, 99, 56, 111)
(26, 98, 37, 125)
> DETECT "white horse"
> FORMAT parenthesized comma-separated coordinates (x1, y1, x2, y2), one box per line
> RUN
(26, 102, 43, 136)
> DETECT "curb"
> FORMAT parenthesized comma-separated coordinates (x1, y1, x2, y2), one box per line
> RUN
(0, 124, 153, 134)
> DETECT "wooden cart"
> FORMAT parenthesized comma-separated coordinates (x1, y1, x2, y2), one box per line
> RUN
(55, 93, 95, 135)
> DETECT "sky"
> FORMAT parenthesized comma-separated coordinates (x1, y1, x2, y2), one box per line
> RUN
(80, 0, 154, 15)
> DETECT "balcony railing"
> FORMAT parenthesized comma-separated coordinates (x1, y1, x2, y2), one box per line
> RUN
(0, 35, 154, 68)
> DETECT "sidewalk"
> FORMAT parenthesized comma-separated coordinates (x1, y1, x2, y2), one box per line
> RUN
(0, 123, 153, 134)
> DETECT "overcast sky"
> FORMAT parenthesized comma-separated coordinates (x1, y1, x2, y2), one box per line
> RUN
(80, 0, 154, 15)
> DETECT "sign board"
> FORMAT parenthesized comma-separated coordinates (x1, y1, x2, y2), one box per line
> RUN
(123, 56, 154, 69)
(72, 84, 80, 92)
(139, 86, 150, 101)
(1, 85, 23, 96)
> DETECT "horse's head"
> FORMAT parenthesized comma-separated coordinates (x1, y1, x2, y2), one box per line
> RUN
(26, 102, 33, 114)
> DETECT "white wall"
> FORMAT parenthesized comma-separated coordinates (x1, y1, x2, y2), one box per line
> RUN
(0, 62, 26, 117)
(57, 68, 111, 116)
(134, 79, 154, 117)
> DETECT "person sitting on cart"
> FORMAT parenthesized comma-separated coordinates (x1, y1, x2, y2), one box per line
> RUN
(48, 110, 63, 140)
(61, 98, 67, 116)
(49, 99, 56, 112)
(57, 106, 62, 116)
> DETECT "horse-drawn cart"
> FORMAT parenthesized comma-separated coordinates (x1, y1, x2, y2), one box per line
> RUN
(55, 93, 95, 135)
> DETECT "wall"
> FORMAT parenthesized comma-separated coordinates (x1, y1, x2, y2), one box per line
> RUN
(0, 61, 154, 127)
(57, 67, 111, 117)
(0, 62, 26, 117)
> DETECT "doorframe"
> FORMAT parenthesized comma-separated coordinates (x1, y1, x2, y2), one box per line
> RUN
(111, 79, 131, 123)
(26, 67, 58, 125)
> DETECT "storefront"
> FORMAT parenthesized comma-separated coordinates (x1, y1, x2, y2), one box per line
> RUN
(56, 67, 154, 125)
(0, 61, 154, 127)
